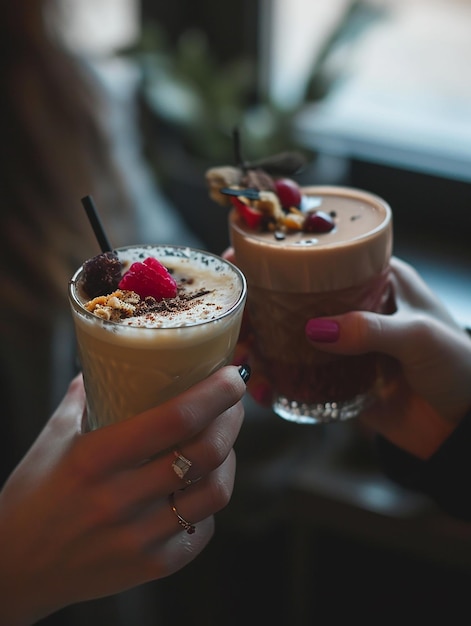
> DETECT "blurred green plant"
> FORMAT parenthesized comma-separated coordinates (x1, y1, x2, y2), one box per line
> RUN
(120, 21, 306, 167)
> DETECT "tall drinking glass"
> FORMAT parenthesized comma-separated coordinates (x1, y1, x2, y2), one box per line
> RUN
(230, 186, 393, 424)
(69, 245, 246, 430)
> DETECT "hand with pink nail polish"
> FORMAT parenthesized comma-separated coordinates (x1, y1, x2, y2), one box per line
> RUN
(305, 257, 471, 521)
(227, 246, 471, 520)
(304, 256, 471, 450)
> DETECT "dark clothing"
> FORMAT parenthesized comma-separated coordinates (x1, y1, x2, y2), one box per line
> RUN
(376, 411, 471, 522)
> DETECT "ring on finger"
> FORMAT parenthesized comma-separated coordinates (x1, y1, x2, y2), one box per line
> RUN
(172, 450, 202, 487)
(172, 450, 192, 480)
(169, 492, 196, 535)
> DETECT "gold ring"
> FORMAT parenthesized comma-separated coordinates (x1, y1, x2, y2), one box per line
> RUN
(169, 493, 196, 534)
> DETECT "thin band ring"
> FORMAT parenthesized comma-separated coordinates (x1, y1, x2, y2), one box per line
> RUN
(169, 493, 196, 535)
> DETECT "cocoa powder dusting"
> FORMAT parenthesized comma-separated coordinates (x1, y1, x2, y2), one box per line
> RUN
(135, 288, 212, 318)
(85, 280, 215, 323)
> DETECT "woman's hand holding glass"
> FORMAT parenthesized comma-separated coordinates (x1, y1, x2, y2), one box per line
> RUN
(304, 257, 471, 457)
(230, 251, 471, 459)
(0, 365, 247, 626)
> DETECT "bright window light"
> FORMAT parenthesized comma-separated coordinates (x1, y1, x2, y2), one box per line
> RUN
(55, 0, 140, 54)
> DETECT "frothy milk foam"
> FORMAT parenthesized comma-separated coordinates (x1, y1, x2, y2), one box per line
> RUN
(69, 245, 246, 429)
(231, 186, 392, 293)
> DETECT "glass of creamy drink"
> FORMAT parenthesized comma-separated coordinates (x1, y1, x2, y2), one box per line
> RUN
(228, 185, 393, 424)
(68, 245, 246, 430)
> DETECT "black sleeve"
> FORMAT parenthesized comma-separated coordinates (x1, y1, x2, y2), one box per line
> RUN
(375, 411, 471, 522)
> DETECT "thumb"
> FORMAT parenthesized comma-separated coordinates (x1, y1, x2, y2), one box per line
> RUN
(305, 311, 411, 361)
(48, 373, 87, 435)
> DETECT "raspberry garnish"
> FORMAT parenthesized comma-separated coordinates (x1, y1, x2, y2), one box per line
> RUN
(230, 196, 263, 229)
(118, 256, 178, 300)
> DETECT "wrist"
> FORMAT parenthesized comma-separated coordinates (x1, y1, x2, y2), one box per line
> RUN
(377, 400, 456, 460)
(0, 521, 55, 626)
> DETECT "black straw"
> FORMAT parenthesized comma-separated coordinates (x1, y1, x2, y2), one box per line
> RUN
(81, 195, 112, 253)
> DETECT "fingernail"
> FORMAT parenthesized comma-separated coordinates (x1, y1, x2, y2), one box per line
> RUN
(238, 364, 252, 384)
(305, 319, 340, 343)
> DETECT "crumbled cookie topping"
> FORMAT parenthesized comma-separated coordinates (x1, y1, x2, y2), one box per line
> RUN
(85, 287, 213, 323)
(85, 290, 139, 321)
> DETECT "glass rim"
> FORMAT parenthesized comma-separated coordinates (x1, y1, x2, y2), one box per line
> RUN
(68, 244, 247, 330)
(230, 185, 392, 250)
